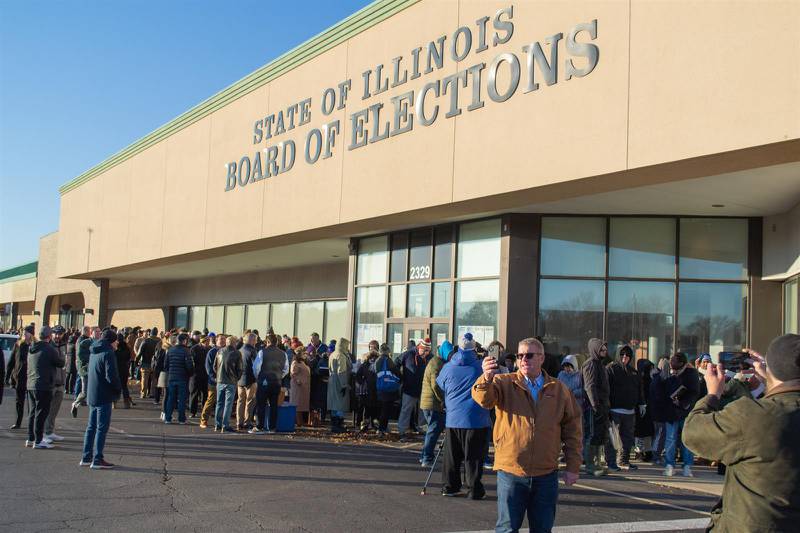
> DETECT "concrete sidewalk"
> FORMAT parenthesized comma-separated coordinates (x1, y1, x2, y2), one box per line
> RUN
(613, 463, 723, 497)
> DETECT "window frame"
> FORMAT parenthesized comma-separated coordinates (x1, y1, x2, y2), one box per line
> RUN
(536, 215, 751, 354)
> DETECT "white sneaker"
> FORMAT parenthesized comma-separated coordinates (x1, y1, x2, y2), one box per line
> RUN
(160, 412, 165, 421)
(34, 441, 55, 449)
(682, 466, 694, 477)
(25, 440, 34, 447)
(79, 460, 92, 466)
(41, 436, 54, 445)
(663, 465, 675, 477)
(248, 428, 266, 435)
(45, 433, 64, 442)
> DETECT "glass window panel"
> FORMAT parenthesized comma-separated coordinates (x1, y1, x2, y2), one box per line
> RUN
(357, 236, 388, 285)
(189, 306, 206, 332)
(455, 279, 499, 347)
(679, 218, 748, 280)
(541, 217, 606, 277)
(355, 286, 386, 356)
(609, 218, 676, 278)
(431, 323, 451, 353)
(390, 233, 408, 282)
(457, 219, 501, 278)
(607, 281, 675, 363)
(538, 279, 604, 358)
(409, 229, 433, 281)
(324, 301, 348, 343)
(174, 307, 189, 330)
(407, 283, 431, 318)
(433, 282, 451, 317)
(206, 305, 224, 335)
(387, 323, 404, 356)
(434, 226, 453, 279)
(785, 279, 798, 334)
(224, 305, 244, 336)
(245, 304, 269, 335)
(271, 303, 295, 337)
(296, 302, 325, 343)
(389, 285, 406, 318)
(678, 282, 747, 359)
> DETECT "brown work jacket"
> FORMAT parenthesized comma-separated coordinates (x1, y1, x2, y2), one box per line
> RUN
(472, 370, 583, 477)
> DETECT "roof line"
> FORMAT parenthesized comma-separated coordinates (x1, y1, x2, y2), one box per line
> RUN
(0, 261, 38, 282)
(59, 0, 421, 195)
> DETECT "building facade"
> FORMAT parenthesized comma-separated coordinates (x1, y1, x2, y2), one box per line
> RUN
(3, 0, 799, 361)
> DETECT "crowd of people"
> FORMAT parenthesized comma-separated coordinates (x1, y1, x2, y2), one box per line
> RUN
(2, 321, 798, 532)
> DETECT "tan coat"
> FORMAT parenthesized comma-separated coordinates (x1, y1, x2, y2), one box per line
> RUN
(290, 360, 310, 412)
(472, 371, 583, 477)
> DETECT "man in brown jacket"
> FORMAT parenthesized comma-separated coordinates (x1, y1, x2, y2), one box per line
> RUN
(472, 337, 582, 533)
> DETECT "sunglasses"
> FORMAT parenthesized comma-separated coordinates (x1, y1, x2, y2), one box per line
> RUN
(516, 352, 544, 360)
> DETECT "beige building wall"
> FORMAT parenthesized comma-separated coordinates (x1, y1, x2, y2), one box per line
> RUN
(17, 301, 35, 328)
(55, 0, 800, 280)
(35, 232, 105, 330)
(0, 276, 36, 303)
(763, 200, 800, 280)
(109, 308, 167, 331)
(108, 262, 347, 309)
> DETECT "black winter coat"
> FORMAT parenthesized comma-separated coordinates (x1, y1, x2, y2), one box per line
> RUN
(115, 343, 131, 380)
(653, 366, 701, 422)
(607, 361, 642, 410)
(635, 359, 655, 437)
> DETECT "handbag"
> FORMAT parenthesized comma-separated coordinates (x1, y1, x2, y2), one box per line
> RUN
(157, 371, 168, 388)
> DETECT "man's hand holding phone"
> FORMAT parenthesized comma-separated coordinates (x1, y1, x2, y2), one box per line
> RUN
(704, 363, 726, 398)
(482, 356, 499, 382)
(743, 348, 768, 382)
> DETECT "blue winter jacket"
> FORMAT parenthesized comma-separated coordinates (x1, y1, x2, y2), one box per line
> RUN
(436, 348, 490, 429)
(87, 340, 122, 407)
(205, 347, 218, 386)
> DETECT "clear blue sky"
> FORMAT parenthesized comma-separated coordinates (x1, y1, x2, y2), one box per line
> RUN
(0, 0, 371, 271)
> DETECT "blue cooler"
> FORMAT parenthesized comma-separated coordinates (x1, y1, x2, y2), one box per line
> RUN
(276, 404, 296, 432)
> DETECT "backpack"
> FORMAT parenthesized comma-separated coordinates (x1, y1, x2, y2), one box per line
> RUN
(376, 357, 400, 394)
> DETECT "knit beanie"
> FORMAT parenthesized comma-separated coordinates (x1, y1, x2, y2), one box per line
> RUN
(765, 334, 800, 382)
(460, 332, 476, 351)
(419, 337, 431, 349)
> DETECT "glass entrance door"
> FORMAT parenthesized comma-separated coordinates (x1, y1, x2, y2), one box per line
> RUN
(406, 323, 429, 348)
(388, 322, 449, 356)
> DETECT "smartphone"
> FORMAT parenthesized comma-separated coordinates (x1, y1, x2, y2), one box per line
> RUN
(488, 344, 502, 362)
(718, 351, 749, 372)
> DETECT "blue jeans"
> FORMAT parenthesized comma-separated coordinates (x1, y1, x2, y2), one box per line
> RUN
(74, 375, 82, 396)
(164, 381, 188, 423)
(215, 383, 236, 429)
(82, 403, 112, 463)
(664, 419, 694, 468)
(420, 409, 444, 463)
(496, 470, 558, 533)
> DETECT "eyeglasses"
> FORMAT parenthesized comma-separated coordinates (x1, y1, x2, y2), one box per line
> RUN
(516, 352, 544, 360)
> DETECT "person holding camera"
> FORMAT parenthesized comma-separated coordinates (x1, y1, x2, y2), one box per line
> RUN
(683, 334, 800, 532)
(473, 336, 582, 533)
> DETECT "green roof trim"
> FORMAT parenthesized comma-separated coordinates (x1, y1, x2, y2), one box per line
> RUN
(0, 261, 37, 283)
(59, 0, 421, 195)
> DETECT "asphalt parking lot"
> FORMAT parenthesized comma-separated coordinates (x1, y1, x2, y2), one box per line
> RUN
(0, 389, 717, 532)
